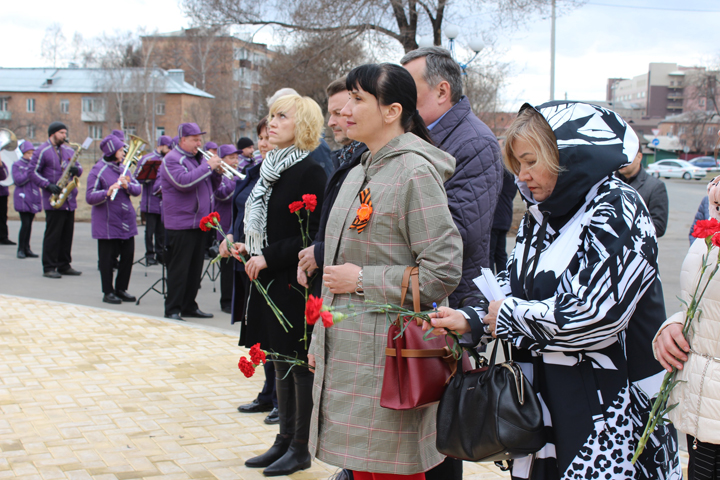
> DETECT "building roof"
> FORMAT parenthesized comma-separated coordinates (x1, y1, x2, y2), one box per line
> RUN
(659, 111, 720, 124)
(0, 67, 214, 98)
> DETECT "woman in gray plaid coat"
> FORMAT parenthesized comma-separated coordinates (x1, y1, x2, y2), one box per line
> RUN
(308, 64, 463, 479)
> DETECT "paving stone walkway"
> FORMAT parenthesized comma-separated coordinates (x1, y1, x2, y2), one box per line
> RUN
(0, 295, 508, 480)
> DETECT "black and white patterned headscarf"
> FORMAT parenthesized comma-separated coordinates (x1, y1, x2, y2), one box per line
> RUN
(244, 145, 309, 255)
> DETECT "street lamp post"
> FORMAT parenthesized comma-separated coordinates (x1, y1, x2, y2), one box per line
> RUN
(442, 27, 485, 75)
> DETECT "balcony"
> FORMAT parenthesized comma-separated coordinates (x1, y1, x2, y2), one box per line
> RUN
(0, 111, 10, 121)
(667, 94, 684, 101)
(81, 111, 105, 122)
(668, 84, 684, 90)
(667, 105, 683, 110)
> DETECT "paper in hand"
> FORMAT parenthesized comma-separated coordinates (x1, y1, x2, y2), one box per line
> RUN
(472, 267, 506, 302)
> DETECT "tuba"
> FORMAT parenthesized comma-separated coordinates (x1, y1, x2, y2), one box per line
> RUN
(0, 128, 19, 188)
(0, 128, 18, 151)
(110, 134, 148, 201)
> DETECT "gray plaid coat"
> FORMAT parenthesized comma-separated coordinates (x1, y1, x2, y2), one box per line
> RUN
(308, 133, 464, 474)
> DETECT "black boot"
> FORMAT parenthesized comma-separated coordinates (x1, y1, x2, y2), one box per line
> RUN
(245, 434, 292, 468)
(245, 362, 295, 468)
(263, 367, 314, 477)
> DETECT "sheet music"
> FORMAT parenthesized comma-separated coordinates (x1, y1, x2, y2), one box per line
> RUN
(472, 268, 506, 301)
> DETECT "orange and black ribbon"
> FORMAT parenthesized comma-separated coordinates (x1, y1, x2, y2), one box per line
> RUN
(349, 188, 372, 234)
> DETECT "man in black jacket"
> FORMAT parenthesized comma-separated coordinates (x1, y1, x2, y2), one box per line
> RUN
(617, 148, 669, 237)
(298, 78, 367, 296)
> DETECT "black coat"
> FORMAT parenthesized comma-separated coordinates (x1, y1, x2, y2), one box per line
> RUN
(242, 156, 327, 359)
(310, 143, 368, 296)
(492, 169, 517, 232)
(617, 167, 669, 237)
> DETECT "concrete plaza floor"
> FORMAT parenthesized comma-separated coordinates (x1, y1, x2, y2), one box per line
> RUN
(0, 295, 509, 480)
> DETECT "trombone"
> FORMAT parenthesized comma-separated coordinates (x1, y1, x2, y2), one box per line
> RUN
(198, 147, 245, 180)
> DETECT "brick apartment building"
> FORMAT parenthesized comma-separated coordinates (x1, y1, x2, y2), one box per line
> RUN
(141, 29, 275, 144)
(0, 67, 213, 156)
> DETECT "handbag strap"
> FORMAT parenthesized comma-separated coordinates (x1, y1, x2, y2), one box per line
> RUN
(397, 266, 421, 326)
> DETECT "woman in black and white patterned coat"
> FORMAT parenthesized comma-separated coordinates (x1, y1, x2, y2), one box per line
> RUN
(427, 101, 682, 480)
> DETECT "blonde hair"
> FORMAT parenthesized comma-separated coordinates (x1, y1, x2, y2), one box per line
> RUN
(504, 107, 560, 175)
(268, 95, 323, 151)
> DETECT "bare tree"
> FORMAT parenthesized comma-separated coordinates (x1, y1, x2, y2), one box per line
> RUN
(183, 0, 578, 54)
(41, 23, 67, 67)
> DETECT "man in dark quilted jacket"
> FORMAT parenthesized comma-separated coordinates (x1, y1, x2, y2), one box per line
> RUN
(402, 46, 504, 309)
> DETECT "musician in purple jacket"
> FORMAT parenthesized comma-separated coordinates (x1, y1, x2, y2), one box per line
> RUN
(135, 135, 171, 265)
(30, 121, 83, 278)
(0, 155, 12, 246)
(12, 140, 42, 258)
(214, 144, 241, 313)
(86, 135, 141, 305)
(160, 123, 222, 320)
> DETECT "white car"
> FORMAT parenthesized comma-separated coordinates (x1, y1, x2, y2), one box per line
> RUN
(646, 159, 706, 180)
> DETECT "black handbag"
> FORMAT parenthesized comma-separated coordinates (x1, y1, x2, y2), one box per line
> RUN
(436, 340, 547, 463)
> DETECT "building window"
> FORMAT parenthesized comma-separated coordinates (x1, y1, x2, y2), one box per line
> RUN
(27, 125, 35, 138)
(155, 102, 165, 116)
(156, 127, 165, 138)
(678, 126, 686, 135)
(88, 125, 103, 139)
(125, 126, 137, 136)
(60, 100, 69, 114)
(0, 98, 8, 111)
(82, 97, 103, 113)
(708, 126, 715, 135)
(26, 98, 35, 113)
(700, 98, 706, 107)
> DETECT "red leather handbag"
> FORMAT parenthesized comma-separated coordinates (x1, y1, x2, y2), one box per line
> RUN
(380, 266, 467, 410)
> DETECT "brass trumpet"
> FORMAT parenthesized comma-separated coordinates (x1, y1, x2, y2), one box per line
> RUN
(197, 147, 245, 180)
(111, 134, 148, 201)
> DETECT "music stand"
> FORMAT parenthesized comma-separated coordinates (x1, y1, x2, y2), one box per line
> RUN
(136, 259, 167, 304)
(200, 257, 222, 292)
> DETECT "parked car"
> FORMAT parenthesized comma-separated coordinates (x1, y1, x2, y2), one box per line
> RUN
(646, 159, 706, 180)
(689, 156, 720, 171)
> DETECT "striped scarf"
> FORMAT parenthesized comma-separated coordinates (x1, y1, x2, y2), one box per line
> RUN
(244, 145, 309, 255)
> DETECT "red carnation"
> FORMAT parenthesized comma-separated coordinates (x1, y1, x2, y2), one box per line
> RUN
(692, 218, 720, 239)
(289, 201, 305, 214)
(199, 215, 212, 232)
(320, 311, 334, 328)
(305, 294, 323, 325)
(208, 212, 221, 226)
(712, 232, 720, 248)
(238, 357, 256, 378)
(249, 343, 266, 365)
(302, 194, 318, 212)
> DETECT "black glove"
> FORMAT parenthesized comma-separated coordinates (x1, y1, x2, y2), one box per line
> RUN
(68, 166, 80, 177)
(47, 184, 62, 195)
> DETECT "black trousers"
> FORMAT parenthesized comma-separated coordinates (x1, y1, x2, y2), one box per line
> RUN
(489, 228, 509, 274)
(0, 195, 8, 241)
(220, 257, 233, 309)
(144, 213, 164, 258)
(42, 209, 75, 273)
(257, 361, 278, 408)
(165, 228, 205, 316)
(98, 238, 134, 294)
(18, 212, 35, 252)
(688, 434, 720, 480)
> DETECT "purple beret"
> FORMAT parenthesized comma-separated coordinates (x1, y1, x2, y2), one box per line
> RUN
(218, 144, 240, 158)
(204, 141, 218, 151)
(178, 123, 206, 138)
(100, 135, 126, 157)
(19, 140, 35, 153)
(112, 129, 126, 141)
(171, 136, 179, 148)
(157, 135, 172, 147)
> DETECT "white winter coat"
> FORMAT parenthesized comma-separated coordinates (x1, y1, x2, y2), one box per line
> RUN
(654, 238, 720, 444)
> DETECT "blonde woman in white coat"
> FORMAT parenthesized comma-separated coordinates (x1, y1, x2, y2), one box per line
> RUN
(654, 175, 720, 480)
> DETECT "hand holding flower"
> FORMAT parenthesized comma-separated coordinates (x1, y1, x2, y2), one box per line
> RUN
(245, 255, 267, 281)
(654, 323, 690, 372)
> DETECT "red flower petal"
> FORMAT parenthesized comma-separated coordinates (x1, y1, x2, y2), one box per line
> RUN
(302, 194, 318, 212)
(305, 294, 323, 325)
(320, 311, 334, 328)
(289, 201, 305, 214)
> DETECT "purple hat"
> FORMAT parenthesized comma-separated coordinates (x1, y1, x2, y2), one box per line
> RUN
(204, 141, 218, 151)
(100, 134, 126, 157)
(218, 144, 240, 159)
(19, 140, 35, 153)
(178, 123, 206, 138)
(112, 129, 125, 141)
(171, 136, 179, 148)
(157, 135, 172, 147)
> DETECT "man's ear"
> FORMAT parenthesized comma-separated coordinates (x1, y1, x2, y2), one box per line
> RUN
(436, 80, 452, 106)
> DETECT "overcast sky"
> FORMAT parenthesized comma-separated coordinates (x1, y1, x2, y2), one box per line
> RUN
(2, 0, 719, 112)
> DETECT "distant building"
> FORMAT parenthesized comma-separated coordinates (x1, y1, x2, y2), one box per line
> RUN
(658, 112, 720, 155)
(142, 29, 275, 144)
(477, 112, 517, 141)
(609, 63, 720, 119)
(0, 67, 213, 156)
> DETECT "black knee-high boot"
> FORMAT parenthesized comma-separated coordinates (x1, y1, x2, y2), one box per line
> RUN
(264, 366, 313, 477)
(245, 362, 295, 468)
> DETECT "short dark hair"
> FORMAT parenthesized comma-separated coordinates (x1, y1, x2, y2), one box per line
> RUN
(326, 77, 348, 98)
(256, 117, 267, 136)
(400, 46, 463, 103)
(346, 63, 432, 145)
